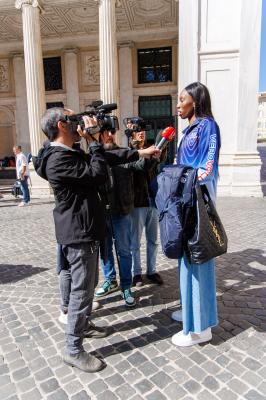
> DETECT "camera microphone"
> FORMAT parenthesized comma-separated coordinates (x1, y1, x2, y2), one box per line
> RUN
(156, 126, 176, 150)
(99, 103, 117, 113)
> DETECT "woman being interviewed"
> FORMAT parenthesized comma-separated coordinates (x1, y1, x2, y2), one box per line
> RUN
(172, 82, 221, 347)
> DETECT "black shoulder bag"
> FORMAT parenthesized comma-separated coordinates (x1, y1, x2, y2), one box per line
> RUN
(185, 183, 228, 264)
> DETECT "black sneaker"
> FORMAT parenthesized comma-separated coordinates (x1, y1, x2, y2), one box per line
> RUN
(146, 273, 164, 285)
(132, 274, 143, 287)
(83, 321, 109, 338)
(63, 351, 105, 372)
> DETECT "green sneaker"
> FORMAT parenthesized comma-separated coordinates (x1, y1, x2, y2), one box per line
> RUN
(121, 288, 136, 307)
(95, 280, 118, 297)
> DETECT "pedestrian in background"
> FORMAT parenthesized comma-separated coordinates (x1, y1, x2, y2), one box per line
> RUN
(13, 145, 30, 207)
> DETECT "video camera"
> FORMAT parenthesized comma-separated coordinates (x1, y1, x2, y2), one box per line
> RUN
(65, 100, 119, 134)
(123, 117, 151, 139)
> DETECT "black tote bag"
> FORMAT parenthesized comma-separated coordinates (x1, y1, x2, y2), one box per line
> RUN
(186, 184, 228, 264)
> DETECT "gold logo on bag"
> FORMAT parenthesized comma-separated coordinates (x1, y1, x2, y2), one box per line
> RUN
(210, 220, 224, 247)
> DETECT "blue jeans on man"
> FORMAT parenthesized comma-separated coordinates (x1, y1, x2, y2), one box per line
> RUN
(100, 214, 132, 290)
(131, 204, 158, 276)
(20, 176, 30, 203)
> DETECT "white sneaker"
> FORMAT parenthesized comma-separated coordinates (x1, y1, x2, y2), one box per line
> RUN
(171, 310, 182, 322)
(59, 301, 100, 325)
(58, 311, 68, 324)
(18, 202, 26, 207)
(172, 328, 212, 347)
(92, 301, 100, 311)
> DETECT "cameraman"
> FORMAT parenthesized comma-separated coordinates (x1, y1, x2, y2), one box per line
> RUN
(34, 107, 158, 374)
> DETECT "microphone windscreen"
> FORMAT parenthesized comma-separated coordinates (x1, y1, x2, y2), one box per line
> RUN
(161, 126, 176, 141)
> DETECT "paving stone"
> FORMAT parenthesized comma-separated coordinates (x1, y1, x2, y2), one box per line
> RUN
(115, 383, 136, 399)
(227, 361, 247, 376)
(146, 390, 167, 400)
(122, 368, 142, 383)
(241, 371, 262, 387)
(35, 366, 54, 381)
(28, 356, 48, 372)
(97, 390, 119, 400)
(114, 359, 131, 374)
(164, 383, 187, 399)
(11, 366, 31, 382)
(47, 389, 69, 400)
(138, 361, 159, 376)
(216, 371, 234, 384)
(127, 351, 148, 367)
(183, 379, 202, 394)
(71, 391, 91, 400)
(217, 388, 238, 400)
(105, 373, 125, 388)
(135, 378, 154, 394)
(0, 382, 17, 400)
(16, 377, 36, 393)
(202, 376, 220, 391)
(88, 378, 108, 395)
(189, 351, 208, 365)
(40, 377, 60, 394)
(242, 357, 263, 371)
(227, 378, 249, 395)
(0, 374, 11, 386)
(244, 390, 266, 400)
(197, 389, 219, 400)
(150, 371, 173, 388)
(187, 365, 207, 381)
(215, 354, 231, 367)
(20, 388, 43, 400)
(0, 364, 9, 375)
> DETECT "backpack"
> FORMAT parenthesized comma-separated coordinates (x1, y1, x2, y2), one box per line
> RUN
(155, 165, 197, 259)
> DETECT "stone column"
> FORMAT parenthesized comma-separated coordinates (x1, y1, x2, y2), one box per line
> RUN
(16, 0, 50, 196)
(15, 0, 46, 156)
(98, 0, 119, 105)
(118, 41, 134, 147)
(64, 48, 80, 112)
(12, 53, 30, 154)
(178, 0, 263, 197)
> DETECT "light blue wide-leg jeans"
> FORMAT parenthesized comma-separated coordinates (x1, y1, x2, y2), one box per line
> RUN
(179, 255, 218, 335)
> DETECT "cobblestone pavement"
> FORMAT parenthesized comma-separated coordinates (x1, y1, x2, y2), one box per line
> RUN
(0, 193, 266, 400)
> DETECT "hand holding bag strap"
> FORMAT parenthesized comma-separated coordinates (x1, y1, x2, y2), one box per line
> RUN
(186, 183, 228, 264)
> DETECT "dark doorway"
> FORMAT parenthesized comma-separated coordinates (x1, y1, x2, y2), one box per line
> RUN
(139, 95, 176, 164)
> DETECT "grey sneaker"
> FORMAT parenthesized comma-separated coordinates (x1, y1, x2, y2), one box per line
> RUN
(121, 288, 136, 307)
(83, 321, 109, 338)
(63, 351, 105, 372)
(95, 280, 118, 297)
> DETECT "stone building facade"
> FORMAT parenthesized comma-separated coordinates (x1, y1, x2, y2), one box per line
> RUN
(0, 0, 263, 196)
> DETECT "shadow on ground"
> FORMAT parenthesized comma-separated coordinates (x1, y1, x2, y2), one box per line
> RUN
(0, 264, 49, 284)
(90, 248, 266, 357)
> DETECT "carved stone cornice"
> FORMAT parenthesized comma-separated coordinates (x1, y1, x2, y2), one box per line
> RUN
(10, 51, 24, 59)
(15, 0, 43, 12)
(94, 0, 121, 7)
(63, 47, 79, 55)
(118, 40, 134, 49)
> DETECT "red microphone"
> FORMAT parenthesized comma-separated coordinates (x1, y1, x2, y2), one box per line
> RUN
(156, 126, 176, 150)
